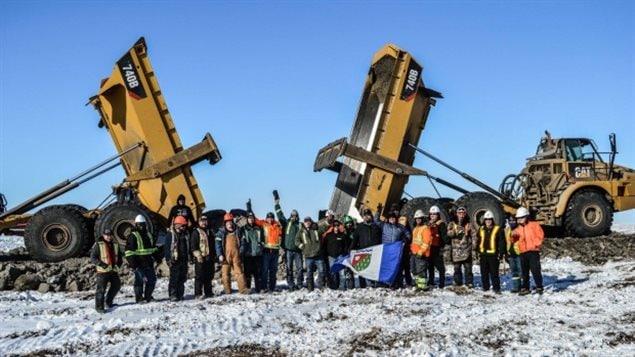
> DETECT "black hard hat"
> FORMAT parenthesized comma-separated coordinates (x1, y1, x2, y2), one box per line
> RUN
(362, 209, 373, 216)
(266, 212, 275, 219)
(103, 229, 113, 235)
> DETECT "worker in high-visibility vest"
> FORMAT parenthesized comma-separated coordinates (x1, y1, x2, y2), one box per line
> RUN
(90, 228, 123, 313)
(476, 211, 506, 293)
(505, 215, 522, 293)
(125, 215, 159, 304)
(410, 210, 433, 291)
(191, 215, 215, 299)
(254, 211, 283, 293)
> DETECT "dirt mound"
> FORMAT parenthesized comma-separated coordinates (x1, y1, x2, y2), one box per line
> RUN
(541, 233, 635, 265)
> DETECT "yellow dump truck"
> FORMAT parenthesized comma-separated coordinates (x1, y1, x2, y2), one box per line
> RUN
(0, 38, 221, 261)
(315, 44, 635, 237)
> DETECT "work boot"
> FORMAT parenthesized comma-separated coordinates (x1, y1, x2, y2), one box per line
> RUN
(170, 296, 178, 302)
(519, 288, 530, 296)
(536, 287, 544, 295)
(96, 307, 105, 314)
(134, 287, 144, 303)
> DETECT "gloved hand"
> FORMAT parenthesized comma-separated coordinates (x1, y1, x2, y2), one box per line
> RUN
(196, 256, 203, 264)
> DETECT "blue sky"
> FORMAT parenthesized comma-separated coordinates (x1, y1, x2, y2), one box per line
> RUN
(1, 1, 633, 223)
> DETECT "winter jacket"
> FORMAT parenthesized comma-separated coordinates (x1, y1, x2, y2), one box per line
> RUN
(429, 220, 448, 247)
(476, 225, 506, 257)
(125, 229, 158, 269)
(410, 225, 432, 257)
(513, 221, 544, 253)
(215, 227, 243, 258)
(374, 214, 411, 244)
(323, 231, 350, 258)
(447, 220, 473, 262)
(240, 223, 264, 257)
(167, 204, 195, 227)
(350, 222, 382, 250)
(164, 229, 191, 264)
(295, 224, 323, 258)
(91, 238, 123, 274)
(190, 227, 215, 262)
(275, 204, 301, 251)
(317, 218, 333, 239)
(254, 218, 283, 250)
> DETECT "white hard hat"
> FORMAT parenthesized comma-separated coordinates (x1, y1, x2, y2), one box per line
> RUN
(414, 209, 426, 219)
(429, 205, 441, 214)
(135, 214, 147, 223)
(483, 211, 495, 219)
(515, 207, 530, 218)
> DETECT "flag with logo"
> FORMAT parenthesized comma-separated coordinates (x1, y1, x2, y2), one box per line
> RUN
(330, 242, 403, 284)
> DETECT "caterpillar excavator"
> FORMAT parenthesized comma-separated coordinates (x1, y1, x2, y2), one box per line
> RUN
(314, 43, 635, 237)
(0, 37, 222, 261)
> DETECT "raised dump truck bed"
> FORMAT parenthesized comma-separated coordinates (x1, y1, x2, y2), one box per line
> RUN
(1, 38, 222, 261)
(89, 37, 220, 222)
(314, 44, 441, 220)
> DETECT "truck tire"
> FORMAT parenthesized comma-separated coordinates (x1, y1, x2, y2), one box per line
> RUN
(400, 197, 450, 227)
(24, 205, 90, 262)
(94, 202, 159, 247)
(564, 189, 613, 237)
(455, 192, 505, 229)
(61, 204, 94, 255)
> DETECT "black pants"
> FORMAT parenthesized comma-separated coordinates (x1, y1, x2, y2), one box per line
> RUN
(194, 259, 214, 297)
(453, 257, 473, 286)
(96, 273, 121, 310)
(401, 248, 413, 286)
(480, 255, 500, 291)
(169, 261, 188, 300)
(520, 251, 543, 290)
(243, 256, 263, 292)
(427, 246, 446, 287)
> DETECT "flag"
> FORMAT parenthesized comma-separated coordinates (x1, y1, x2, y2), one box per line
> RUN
(331, 242, 403, 284)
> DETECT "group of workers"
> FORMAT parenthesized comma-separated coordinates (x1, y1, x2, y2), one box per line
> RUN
(90, 194, 545, 313)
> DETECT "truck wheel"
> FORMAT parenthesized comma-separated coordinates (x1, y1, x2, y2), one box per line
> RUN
(455, 192, 505, 229)
(61, 204, 95, 255)
(94, 202, 159, 246)
(24, 205, 90, 262)
(400, 197, 450, 227)
(564, 190, 613, 237)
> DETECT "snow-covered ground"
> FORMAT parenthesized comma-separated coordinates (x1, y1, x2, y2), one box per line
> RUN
(0, 257, 634, 356)
(1, 225, 634, 356)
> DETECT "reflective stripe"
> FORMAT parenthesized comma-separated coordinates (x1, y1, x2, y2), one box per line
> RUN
(263, 222, 282, 249)
(125, 231, 157, 257)
(411, 225, 431, 257)
(97, 242, 119, 273)
(505, 227, 520, 254)
(479, 226, 500, 254)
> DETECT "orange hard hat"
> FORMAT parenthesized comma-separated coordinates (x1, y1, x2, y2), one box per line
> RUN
(224, 213, 234, 222)
(173, 216, 187, 226)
